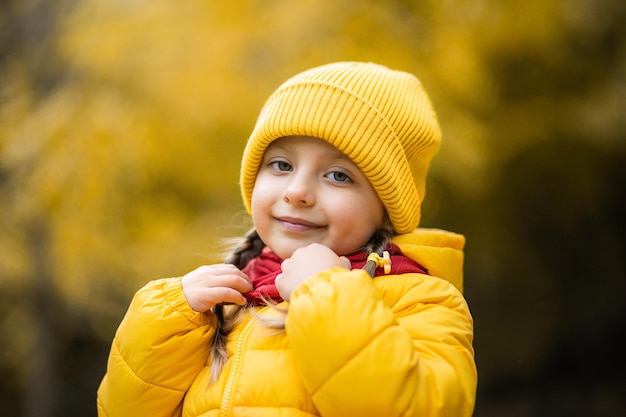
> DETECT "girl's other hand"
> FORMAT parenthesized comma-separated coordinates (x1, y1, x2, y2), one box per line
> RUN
(181, 264, 253, 312)
(276, 243, 351, 301)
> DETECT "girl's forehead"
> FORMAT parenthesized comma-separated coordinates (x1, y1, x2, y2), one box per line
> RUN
(266, 136, 349, 159)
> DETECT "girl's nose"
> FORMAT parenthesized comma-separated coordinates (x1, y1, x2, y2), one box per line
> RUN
(282, 175, 315, 206)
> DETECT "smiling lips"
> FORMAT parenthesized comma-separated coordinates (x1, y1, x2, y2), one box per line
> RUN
(276, 216, 323, 232)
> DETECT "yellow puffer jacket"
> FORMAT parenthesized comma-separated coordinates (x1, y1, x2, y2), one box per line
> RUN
(97, 228, 477, 417)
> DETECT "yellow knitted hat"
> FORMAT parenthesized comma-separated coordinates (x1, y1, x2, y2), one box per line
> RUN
(240, 62, 441, 234)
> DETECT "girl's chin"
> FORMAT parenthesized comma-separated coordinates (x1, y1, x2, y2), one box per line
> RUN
(271, 241, 320, 259)
(271, 242, 353, 260)
(271, 246, 302, 260)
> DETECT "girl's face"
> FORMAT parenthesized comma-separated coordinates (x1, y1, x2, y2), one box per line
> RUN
(251, 136, 385, 260)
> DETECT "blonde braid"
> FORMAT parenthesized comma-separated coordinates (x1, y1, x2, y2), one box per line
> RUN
(210, 229, 264, 383)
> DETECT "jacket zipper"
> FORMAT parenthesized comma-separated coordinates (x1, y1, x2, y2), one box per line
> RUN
(219, 317, 254, 417)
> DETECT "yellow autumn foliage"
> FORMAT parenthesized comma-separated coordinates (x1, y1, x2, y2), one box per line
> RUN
(1, 0, 624, 415)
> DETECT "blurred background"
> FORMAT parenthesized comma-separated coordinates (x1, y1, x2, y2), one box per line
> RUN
(1, 0, 625, 416)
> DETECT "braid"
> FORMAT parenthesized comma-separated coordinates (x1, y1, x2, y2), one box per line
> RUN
(210, 228, 265, 383)
(362, 216, 396, 277)
(224, 228, 266, 268)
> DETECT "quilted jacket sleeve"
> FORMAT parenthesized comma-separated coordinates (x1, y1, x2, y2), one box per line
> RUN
(285, 268, 476, 417)
(97, 278, 216, 417)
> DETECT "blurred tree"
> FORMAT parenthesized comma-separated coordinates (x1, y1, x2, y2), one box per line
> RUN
(420, 1, 626, 414)
(1, 0, 625, 416)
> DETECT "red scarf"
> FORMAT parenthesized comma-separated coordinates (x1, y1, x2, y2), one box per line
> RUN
(243, 244, 427, 304)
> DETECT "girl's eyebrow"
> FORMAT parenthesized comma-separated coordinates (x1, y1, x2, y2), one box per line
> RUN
(274, 142, 350, 159)
(266, 139, 355, 166)
(264, 142, 293, 156)
(323, 151, 355, 165)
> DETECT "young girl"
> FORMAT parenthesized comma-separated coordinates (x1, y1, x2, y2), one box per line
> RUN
(97, 62, 477, 417)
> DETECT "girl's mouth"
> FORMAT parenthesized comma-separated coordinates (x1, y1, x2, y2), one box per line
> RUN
(276, 216, 322, 232)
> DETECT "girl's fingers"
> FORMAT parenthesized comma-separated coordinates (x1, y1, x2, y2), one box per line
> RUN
(338, 256, 351, 269)
(181, 264, 254, 312)
(202, 274, 253, 293)
(203, 287, 248, 306)
(194, 264, 251, 282)
(186, 264, 253, 292)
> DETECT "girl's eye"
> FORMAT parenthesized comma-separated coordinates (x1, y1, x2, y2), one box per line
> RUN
(270, 160, 292, 172)
(327, 171, 351, 183)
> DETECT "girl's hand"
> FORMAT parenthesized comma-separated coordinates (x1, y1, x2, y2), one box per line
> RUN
(181, 264, 253, 312)
(276, 243, 351, 301)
